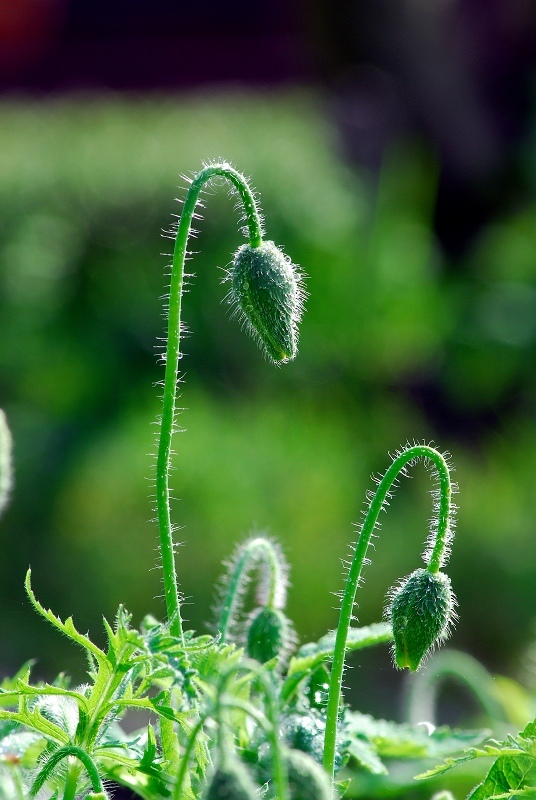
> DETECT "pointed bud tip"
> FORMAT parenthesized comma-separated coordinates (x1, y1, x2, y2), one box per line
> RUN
(387, 568, 456, 672)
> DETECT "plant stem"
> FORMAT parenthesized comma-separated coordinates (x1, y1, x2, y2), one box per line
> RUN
(62, 766, 80, 800)
(156, 163, 263, 640)
(323, 444, 453, 781)
(219, 537, 285, 641)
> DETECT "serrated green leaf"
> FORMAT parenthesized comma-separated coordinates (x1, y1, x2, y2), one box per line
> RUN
(489, 788, 536, 799)
(139, 724, 158, 771)
(25, 570, 108, 671)
(0, 663, 35, 696)
(468, 755, 534, 800)
(521, 721, 536, 740)
(345, 738, 388, 775)
(346, 710, 488, 761)
(416, 745, 524, 780)
(0, 705, 70, 747)
(282, 623, 392, 702)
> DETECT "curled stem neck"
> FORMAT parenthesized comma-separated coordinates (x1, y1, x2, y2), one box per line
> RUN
(218, 536, 286, 642)
(156, 163, 263, 640)
(323, 444, 453, 781)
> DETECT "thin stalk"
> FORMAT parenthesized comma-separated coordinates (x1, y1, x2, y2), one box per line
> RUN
(219, 537, 285, 641)
(62, 766, 80, 800)
(32, 746, 104, 799)
(156, 163, 263, 639)
(323, 445, 453, 781)
(173, 661, 288, 800)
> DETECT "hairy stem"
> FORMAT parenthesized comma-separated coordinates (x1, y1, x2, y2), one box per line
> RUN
(323, 444, 453, 780)
(156, 163, 263, 639)
(31, 746, 103, 799)
(218, 537, 286, 641)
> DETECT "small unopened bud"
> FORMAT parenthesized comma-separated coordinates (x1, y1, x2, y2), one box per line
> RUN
(286, 749, 332, 800)
(204, 758, 257, 800)
(246, 606, 294, 664)
(230, 241, 304, 364)
(86, 794, 108, 800)
(387, 568, 456, 671)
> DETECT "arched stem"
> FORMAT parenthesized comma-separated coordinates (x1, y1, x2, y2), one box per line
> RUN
(172, 660, 288, 800)
(31, 745, 104, 798)
(218, 536, 287, 642)
(323, 444, 453, 781)
(156, 163, 263, 640)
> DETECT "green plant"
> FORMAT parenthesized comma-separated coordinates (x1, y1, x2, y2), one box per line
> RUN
(0, 162, 487, 800)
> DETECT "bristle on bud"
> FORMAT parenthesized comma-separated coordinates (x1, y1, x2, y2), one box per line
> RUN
(229, 241, 304, 364)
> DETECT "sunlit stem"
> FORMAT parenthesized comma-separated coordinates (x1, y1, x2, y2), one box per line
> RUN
(323, 445, 452, 781)
(156, 164, 263, 640)
(218, 537, 284, 641)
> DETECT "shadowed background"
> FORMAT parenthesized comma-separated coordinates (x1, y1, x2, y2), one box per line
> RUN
(1, 0, 536, 731)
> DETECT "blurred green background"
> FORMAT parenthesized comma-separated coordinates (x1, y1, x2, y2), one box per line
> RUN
(1, 89, 536, 723)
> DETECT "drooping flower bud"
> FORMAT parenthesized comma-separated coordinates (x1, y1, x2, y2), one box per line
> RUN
(386, 568, 456, 671)
(204, 757, 258, 800)
(229, 241, 304, 364)
(246, 606, 295, 665)
(286, 749, 333, 800)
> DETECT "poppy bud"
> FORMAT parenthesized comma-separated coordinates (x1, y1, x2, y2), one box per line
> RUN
(204, 758, 258, 800)
(387, 568, 456, 671)
(246, 606, 295, 664)
(230, 241, 304, 364)
(286, 749, 332, 800)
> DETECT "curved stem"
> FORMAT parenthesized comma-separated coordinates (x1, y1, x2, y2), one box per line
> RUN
(323, 444, 453, 781)
(172, 660, 288, 800)
(218, 537, 287, 641)
(31, 745, 103, 798)
(156, 163, 263, 639)
(405, 649, 506, 727)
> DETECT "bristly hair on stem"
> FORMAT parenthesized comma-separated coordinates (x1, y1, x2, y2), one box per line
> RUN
(214, 534, 290, 643)
(323, 442, 458, 783)
(154, 162, 304, 644)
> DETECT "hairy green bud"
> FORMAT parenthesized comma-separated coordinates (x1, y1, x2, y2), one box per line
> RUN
(230, 241, 304, 364)
(246, 606, 295, 664)
(387, 568, 456, 671)
(204, 758, 257, 800)
(286, 749, 332, 800)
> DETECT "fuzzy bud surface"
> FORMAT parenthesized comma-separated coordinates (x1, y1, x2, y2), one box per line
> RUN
(387, 568, 455, 671)
(230, 241, 304, 364)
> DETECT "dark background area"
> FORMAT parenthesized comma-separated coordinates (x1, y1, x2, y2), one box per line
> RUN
(1, 0, 536, 739)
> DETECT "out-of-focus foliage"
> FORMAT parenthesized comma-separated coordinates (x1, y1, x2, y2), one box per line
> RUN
(0, 92, 535, 717)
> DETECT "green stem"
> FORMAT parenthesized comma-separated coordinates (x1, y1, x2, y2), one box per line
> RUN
(156, 163, 263, 639)
(32, 745, 103, 798)
(62, 766, 80, 800)
(172, 661, 288, 800)
(405, 649, 506, 727)
(323, 444, 453, 781)
(218, 537, 286, 641)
